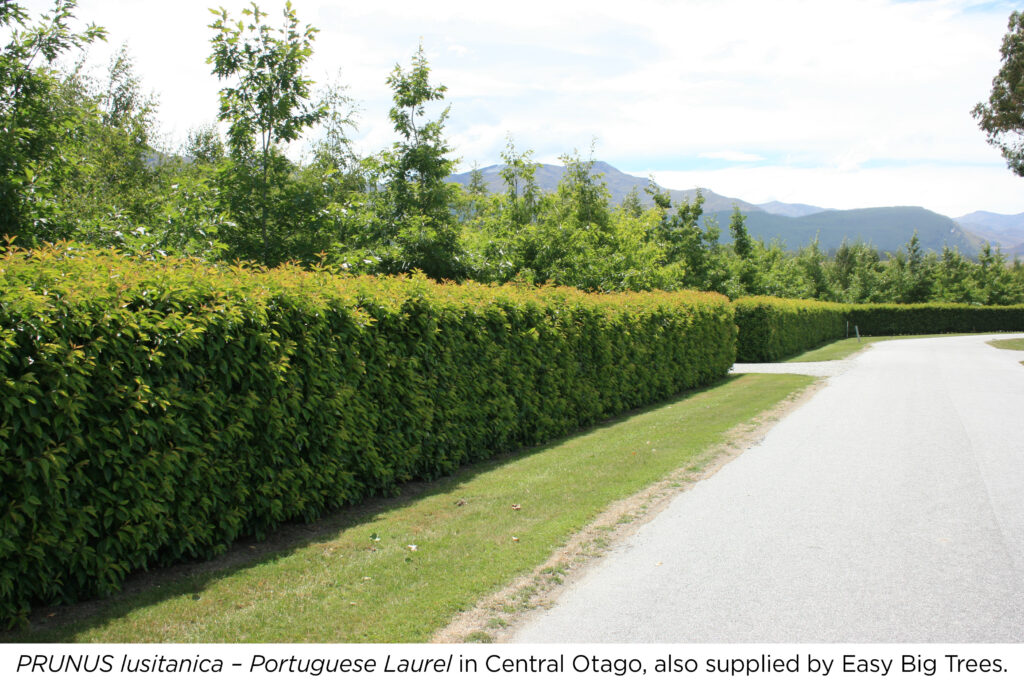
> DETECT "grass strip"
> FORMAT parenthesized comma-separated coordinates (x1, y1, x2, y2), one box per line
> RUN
(986, 337, 1024, 351)
(783, 337, 879, 362)
(3, 374, 812, 643)
(785, 332, 1011, 362)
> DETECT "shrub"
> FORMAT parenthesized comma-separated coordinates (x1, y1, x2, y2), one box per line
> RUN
(734, 297, 1024, 362)
(849, 303, 1024, 335)
(733, 296, 847, 362)
(0, 244, 735, 624)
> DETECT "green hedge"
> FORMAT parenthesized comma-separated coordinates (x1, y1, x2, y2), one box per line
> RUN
(734, 297, 1024, 361)
(0, 245, 736, 625)
(733, 297, 848, 362)
(849, 303, 1024, 336)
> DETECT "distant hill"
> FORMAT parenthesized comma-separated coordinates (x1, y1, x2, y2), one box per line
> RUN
(756, 201, 829, 218)
(707, 206, 975, 255)
(448, 161, 985, 256)
(450, 161, 762, 213)
(955, 211, 1024, 258)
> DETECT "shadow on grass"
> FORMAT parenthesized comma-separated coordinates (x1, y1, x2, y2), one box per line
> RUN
(776, 338, 848, 362)
(2, 375, 737, 643)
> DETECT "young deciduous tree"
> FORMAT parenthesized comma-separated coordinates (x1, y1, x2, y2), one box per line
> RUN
(208, 1, 325, 264)
(729, 205, 753, 259)
(829, 240, 881, 303)
(620, 186, 644, 218)
(555, 149, 610, 231)
(380, 43, 455, 224)
(727, 205, 757, 295)
(499, 136, 540, 228)
(308, 75, 358, 176)
(185, 124, 225, 165)
(69, 44, 162, 237)
(0, 0, 105, 242)
(795, 238, 829, 299)
(645, 177, 672, 212)
(375, 43, 463, 279)
(646, 187, 724, 290)
(975, 242, 1020, 304)
(467, 164, 488, 197)
(457, 162, 487, 220)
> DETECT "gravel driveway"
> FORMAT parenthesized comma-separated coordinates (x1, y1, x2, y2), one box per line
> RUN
(511, 334, 1024, 642)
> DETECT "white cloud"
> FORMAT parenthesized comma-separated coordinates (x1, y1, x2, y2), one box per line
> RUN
(18, 0, 1024, 214)
(699, 151, 766, 163)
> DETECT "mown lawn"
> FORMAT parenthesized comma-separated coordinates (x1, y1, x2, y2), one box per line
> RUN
(785, 332, 1011, 362)
(987, 337, 1024, 351)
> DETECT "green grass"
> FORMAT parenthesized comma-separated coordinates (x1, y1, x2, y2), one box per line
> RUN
(782, 337, 881, 362)
(785, 332, 1010, 362)
(987, 337, 1024, 351)
(2, 373, 812, 643)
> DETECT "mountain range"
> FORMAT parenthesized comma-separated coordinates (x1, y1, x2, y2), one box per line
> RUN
(955, 211, 1024, 257)
(448, 161, 1024, 258)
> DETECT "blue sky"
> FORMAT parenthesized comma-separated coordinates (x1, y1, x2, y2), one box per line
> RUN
(15, 0, 1024, 216)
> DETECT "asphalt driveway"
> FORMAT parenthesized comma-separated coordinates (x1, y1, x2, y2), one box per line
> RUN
(511, 334, 1024, 642)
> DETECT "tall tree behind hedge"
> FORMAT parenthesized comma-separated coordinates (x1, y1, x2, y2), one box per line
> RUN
(726, 206, 758, 295)
(500, 136, 541, 229)
(0, 0, 105, 243)
(975, 243, 1022, 304)
(646, 188, 727, 292)
(828, 240, 882, 303)
(208, 1, 325, 265)
(58, 45, 164, 244)
(373, 43, 463, 279)
(972, 11, 1024, 176)
(554, 149, 611, 232)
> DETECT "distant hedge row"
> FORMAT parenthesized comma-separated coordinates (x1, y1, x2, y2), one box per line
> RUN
(734, 297, 1024, 361)
(733, 297, 848, 362)
(849, 303, 1024, 336)
(0, 245, 736, 625)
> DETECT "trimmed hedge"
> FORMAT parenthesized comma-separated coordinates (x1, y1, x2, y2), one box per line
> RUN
(0, 245, 736, 625)
(849, 303, 1024, 336)
(735, 297, 1024, 361)
(733, 297, 848, 362)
